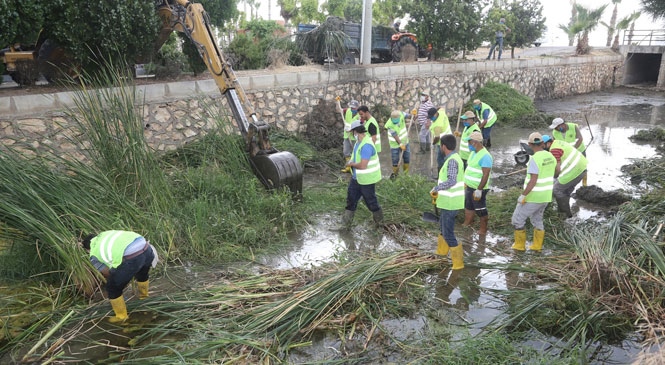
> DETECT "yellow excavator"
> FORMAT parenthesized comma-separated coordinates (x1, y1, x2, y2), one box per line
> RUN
(156, 0, 303, 195)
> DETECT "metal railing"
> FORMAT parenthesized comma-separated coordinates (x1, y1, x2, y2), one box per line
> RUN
(622, 29, 665, 46)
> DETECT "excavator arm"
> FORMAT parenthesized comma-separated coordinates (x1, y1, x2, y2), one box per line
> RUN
(156, 0, 303, 195)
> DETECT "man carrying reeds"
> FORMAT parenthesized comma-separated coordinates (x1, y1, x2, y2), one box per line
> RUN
(341, 119, 383, 228)
(82, 231, 156, 324)
(511, 133, 556, 251)
(430, 134, 465, 269)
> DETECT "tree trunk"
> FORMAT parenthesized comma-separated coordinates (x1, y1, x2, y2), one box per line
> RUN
(612, 34, 620, 51)
(606, 5, 618, 47)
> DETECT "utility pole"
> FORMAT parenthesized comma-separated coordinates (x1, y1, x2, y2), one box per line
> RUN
(360, 0, 372, 64)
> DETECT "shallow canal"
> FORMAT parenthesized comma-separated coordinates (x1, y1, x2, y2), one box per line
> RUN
(259, 86, 665, 363)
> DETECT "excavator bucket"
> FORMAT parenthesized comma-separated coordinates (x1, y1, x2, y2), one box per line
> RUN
(250, 151, 303, 197)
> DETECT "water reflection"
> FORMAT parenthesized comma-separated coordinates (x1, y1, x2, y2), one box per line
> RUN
(271, 87, 665, 363)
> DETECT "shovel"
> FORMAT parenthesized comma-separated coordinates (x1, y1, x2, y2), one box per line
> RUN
(421, 195, 440, 223)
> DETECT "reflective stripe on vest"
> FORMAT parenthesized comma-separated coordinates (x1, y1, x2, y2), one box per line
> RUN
(476, 103, 497, 128)
(343, 108, 359, 140)
(523, 150, 556, 203)
(353, 135, 382, 185)
(459, 124, 481, 160)
(553, 140, 587, 184)
(464, 148, 492, 189)
(365, 117, 381, 153)
(553, 122, 586, 153)
(387, 113, 408, 148)
(437, 153, 465, 210)
(90, 230, 141, 269)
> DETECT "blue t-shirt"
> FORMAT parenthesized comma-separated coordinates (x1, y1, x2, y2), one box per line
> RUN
(478, 153, 493, 168)
(352, 143, 376, 180)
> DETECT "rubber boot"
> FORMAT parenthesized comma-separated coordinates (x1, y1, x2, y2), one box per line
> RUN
(342, 209, 354, 227)
(137, 280, 149, 300)
(555, 196, 573, 218)
(479, 215, 489, 235)
(372, 209, 384, 227)
(403, 163, 409, 174)
(108, 296, 129, 324)
(450, 245, 464, 270)
(511, 229, 527, 251)
(418, 144, 426, 154)
(425, 143, 430, 152)
(390, 166, 398, 180)
(462, 209, 475, 227)
(530, 229, 545, 251)
(435, 234, 449, 256)
(340, 157, 351, 173)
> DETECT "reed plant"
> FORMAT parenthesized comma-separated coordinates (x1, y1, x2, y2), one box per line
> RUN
(3, 251, 441, 363)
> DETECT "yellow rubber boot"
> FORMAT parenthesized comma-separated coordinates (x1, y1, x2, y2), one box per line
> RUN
(390, 166, 399, 180)
(340, 157, 351, 173)
(435, 234, 449, 256)
(530, 229, 545, 251)
(511, 229, 527, 251)
(450, 245, 464, 270)
(137, 280, 149, 300)
(403, 163, 409, 174)
(108, 296, 129, 324)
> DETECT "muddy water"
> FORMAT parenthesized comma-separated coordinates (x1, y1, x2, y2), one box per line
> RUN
(260, 86, 665, 363)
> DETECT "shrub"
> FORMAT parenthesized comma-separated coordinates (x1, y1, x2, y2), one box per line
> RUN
(470, 81, 540, 127)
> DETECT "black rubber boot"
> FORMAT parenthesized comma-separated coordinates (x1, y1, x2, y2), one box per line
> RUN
(555, 196, 573, 218)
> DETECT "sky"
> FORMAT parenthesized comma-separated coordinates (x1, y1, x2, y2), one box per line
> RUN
(539, 0, 659, 46)
(243, 0, 661, 47)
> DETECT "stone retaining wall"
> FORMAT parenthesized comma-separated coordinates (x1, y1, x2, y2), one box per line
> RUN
(0, 54, 624, 157)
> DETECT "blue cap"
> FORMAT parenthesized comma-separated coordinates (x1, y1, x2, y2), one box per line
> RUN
(542, 135, 552, 143)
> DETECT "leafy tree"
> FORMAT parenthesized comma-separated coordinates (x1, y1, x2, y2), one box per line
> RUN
(0, 0, 53, 48)
(0, 0, 18, 48)
(506, 0, 546, 57)
(278, 0, 298, 25)
(640, 0, 665, 19)
(409, 0, 489, 59)
(372, 0, 411, 28)
(198, 0, 239, 28)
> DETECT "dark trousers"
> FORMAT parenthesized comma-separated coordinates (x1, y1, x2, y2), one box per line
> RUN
(346, 178, 380, 213)
(107, 247, 154, 299)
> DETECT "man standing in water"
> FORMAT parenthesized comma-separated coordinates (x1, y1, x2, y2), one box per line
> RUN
(511, 133, 556, 251)
(431, 134, 465, 269)
(417, 92, 434, 153)
(341, 120, 383, 228)
(462, 131, 493, 237)
(543, 135, 588, 218)
(549, 117, 588, 186)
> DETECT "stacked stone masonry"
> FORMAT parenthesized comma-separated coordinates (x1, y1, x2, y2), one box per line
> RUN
(0, 54, 623, 157)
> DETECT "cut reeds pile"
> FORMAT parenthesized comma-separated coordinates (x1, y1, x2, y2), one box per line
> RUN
(14, 250, 441, 363)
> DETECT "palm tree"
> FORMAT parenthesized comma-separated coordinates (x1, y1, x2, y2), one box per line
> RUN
(611, 12, 641, 50)
(606, 0, 622, 47)
(570, 4, 608, 55)
(567, 0, 578, 46)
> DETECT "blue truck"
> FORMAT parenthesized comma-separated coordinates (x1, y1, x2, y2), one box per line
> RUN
(297, 17, 426, 64)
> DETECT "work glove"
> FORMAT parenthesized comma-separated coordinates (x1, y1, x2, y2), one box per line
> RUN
(517, 194, 527, 204)
(400, 144, 406, 151)
(430, 190, 438, 204)
(453, 131, 461, 137)
(473, 189, 482, 201)
(411, 109, 417, 115)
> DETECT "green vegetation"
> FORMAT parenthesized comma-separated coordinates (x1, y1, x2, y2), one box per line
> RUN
(468, 81, 550, 128)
